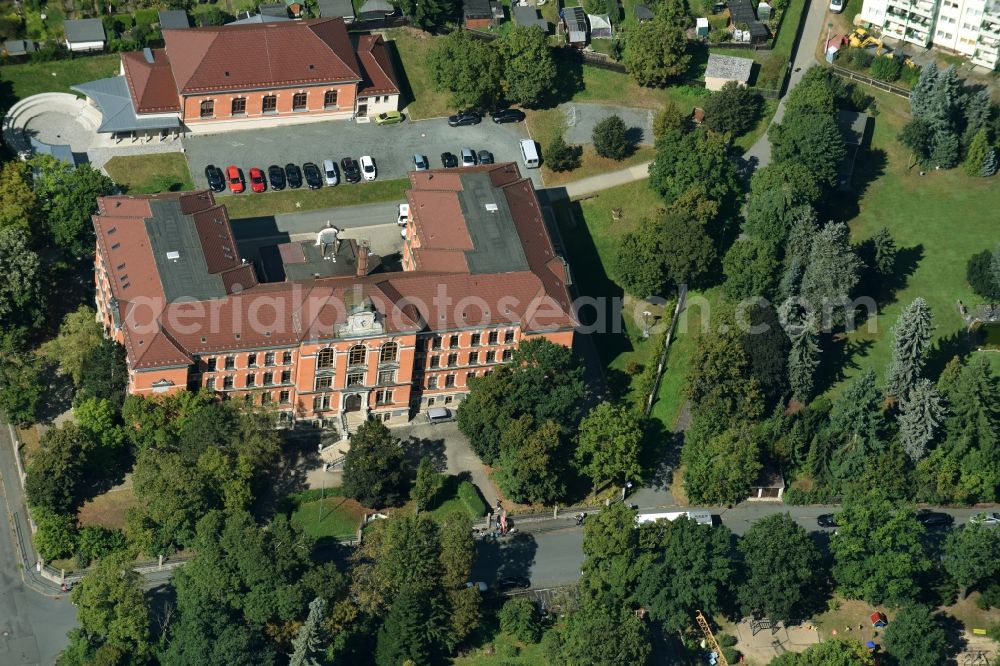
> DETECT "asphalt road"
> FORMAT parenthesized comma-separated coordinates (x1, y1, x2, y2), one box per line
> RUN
(184, 115, 541, 193)
(0, 422, 77, 665)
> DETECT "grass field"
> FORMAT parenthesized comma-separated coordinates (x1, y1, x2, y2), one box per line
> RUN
(77, 487, 138, 530)
(451, 633, 548, 665)
(384, 28, 453, 120)
(291, 492, 366, 539)
(221, 178, 410, 217)
(105, 154, 194, 194)
(0, 54, 120, 108)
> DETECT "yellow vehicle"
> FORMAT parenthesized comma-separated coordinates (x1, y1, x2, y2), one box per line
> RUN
(848, 27, 881, 49)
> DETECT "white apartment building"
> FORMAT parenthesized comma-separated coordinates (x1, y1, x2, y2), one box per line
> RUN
(859, 0, 1000, 69)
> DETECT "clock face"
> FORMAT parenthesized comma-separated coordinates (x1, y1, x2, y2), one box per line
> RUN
(357, 314, 374, 329)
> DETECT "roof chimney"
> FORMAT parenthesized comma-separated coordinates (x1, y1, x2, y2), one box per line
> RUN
(356, 242, 369, 277)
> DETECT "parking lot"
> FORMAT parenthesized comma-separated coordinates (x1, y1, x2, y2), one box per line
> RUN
(184, 116, 540, 193)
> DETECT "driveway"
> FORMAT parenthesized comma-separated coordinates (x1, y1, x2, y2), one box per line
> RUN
(184, 116, 541, 192)
(562, 103, 655, 147)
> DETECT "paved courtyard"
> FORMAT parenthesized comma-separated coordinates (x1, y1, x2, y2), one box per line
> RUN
(183, 116, 540, 192)
(562, 102, 655, 147)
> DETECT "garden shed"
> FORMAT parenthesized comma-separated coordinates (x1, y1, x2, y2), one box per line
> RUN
(63, 18, 106, 52)
(318, 0, 356, 21)
(3, 39, 38, 56)
(359, 0, 395, 20)
(514, 5, 549, 31)
(588, 13, 613, 39)
(562, 7, 589, 46)
(157, 10, 190, 30)
(704, 53, 754, 91)
(726, 0, 770, 43)
(634, 3, 654, 21)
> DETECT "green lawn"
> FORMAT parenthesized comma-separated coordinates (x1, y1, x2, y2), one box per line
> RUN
(291, 493, 365, 540)
(0, 54, 120, 108)
(105, 154, 194, 194)
(450, 633, 548, 665)
(221, 178, 409, 217)
(383, 28, 453, 120)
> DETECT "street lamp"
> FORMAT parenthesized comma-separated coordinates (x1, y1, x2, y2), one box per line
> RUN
(642, 310, 652, 338)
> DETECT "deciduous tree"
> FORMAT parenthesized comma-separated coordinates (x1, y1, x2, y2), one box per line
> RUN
(413, 456, 437, 512)
(650, 127, 739, 208)
(576, 401, 644, 487)
(429, 30, 502, 110)
(548, 599, 651, 666)
(39, 306, 102, 387)
(0, 161, 38, 236)
(394, 0, 457, 31)
(615, 226, 666, 297)
(722, 237, 780, 301)
(495, 416, 566, 504)
(883, 604, 948, 666)
(703, 81, 763, 137)
(770, 639, 874, 666)
(943, 524, 1000, 598)
(623, 17, 690, 87)
(660, 210, 717, 287)
(683, 427, 762, 505)
(0, 226, 44, 332)
(71, 551, 151, 659)
(592, 114, 632, 160)
(738, 513, 821, 622)
(497, 25, 557, 107)
(343, 419, 408, 508)
(499, 597, 542, 643)
(769, 112, 846, 190)
(31, 156, 115, 259)
(25, 423, 91, 515)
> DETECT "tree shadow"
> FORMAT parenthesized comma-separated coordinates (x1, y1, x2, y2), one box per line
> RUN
(825, 148, 888, 223)
(254, 426, 338, 520)
(854, 243, 924, 313)
(382, 39, 416, 110)
(939, 612, 968, 666)
(812, 334, 876, 397)
(400, 433, 448, 471)
(541, 53, 585, 108)
(34, 361, 74, 425)
(924, 330, 973, 381)
(471, 531, 539, 582)
(641, 421, 680, 490)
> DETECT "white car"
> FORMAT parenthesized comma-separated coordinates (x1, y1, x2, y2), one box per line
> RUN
(829, 0, 845, 12)
(359, 155, 376, 181)
(322, 159, 339, 186)
(970, 512, 1000, 526)
(397, 203, 410, 226)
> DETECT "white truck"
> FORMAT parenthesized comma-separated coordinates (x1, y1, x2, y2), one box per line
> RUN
(635, 510, 713, 527)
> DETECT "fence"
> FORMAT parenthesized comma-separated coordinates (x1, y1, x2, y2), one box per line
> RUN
(829, 64, 912, 98)
(644, 285, 687, 418)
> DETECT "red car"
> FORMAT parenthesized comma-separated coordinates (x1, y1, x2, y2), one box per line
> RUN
(226, 165, 244, 193)
(249, 167, 266, 193)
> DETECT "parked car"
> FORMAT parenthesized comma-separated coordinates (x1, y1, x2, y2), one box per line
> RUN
(970, 512, 1000, 526)
(303, 162, 323, 189)
(497, 576, 531, 591)
(829, 0, 845, 12)
(397, 203, 410, 226)
(490, 108, 526, 124)
(226, 165, 244, 193)
(461, 147, 477, 166)
(817, 514, 838, 528)
(248, 167, 266, 193)
(359, 155, 377, 181)
(267, 164, 286, 191)
(916, 510, 953, 528)
(412, 154, 429, 171)
(323, 159, 339, 186)
(477, 150, 494, 165)
(204, 164, 225, 192)
(466, 581, 488, 593)
(341, 157, 361, 183)
(373, 111, 404, 125)
(448, 111, 481, 127)
(441, 152, 458, 168)
(285, 163, 303, 189)
(427, 407, 454, 424)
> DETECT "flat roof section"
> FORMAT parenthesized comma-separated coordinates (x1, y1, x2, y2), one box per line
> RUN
(457, 171, 530, 275)
(146, 198, 231, 301)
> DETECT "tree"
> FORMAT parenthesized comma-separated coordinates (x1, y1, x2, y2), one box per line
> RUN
(942, 524, 1000, 598)
(965, 127, 992, 176)
(25, 423, 91, 515)
(498, 597, 542, 643)
(495, 417, 566, 504)
(770, 639, 874, 666)
(413, 456, 437, 512)
(497, 26, 557, 107)
(683, 428, 762, 504)
(649, 127, 740, 208)
(750, 161, 823, 209)
(871, 227, 898, 277)
(741, 303, 791, 407)
(899, 118, 934, 166)
(545, 135, 582, 172)
(615, 227, 666, 297)
(981, 145, 998, 177)
(908, 62, 938, 120)
(623, 17, 690, 87)
(769, 112, 847, 189)
(0, 226, 44, 332)
(897, 379, 946, 462)
(722, 237, 780, 301)
(883, 604, 948, 666)
(71, 551, 151, 659)
(652, 101, 687, 139)
(783, 68, 837, 116)
(33, 507, 78, 561)
(429, 30, 502, 110)
(576, 402, 644, 487)
(77, 336, 128, 403)
(870, 54, 902, 82)
(781, 301, 820, 404)
(828, 370, 885, 481)
(829, 492, 932, 605)
(375, 587, 449, 666)
(930, 129, 960, 168)
(738, 513, 821, 622)
(967, 248, 1000, 300)
(289, 597, 327, 666)
(581, 502, 642, 596)
(885, 297, 934, 398)
(743, 191, 817, 248)
(592, 115, 632, 160)
(39, 306, 103, 387)
(74, 525, 126, 568)
(800, 222, 862, 327)
(393, 0, 456, 31)
(0, 161, 39, 236)
(342, 419, 408, 508)
(659, 210, 717, 287)
(633, 517, 735, 633)
(548, 600, 651, 666)
(0, 351, 45, 426)
(31, 156, 115, 259)
(703, 81, 763, 137)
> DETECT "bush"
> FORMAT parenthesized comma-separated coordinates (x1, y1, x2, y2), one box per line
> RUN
(499, 597, 542, 643)
(849, 47, 874, 70)
(75, 526, 127, 567)
(703, 81, 763, 137)
(458, 480, 488, 517)
(592, 115, 632, 160)
(871, 55, 903, 82)
(545, 135, 582, 172)
(33, 508, 78, 561)
(967, 249, 1000, 301)
(977, 582, 1000, 610)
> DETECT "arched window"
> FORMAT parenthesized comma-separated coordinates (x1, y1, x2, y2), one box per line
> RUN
(379, 342, 398, 363)
(348, 344, 367, 366)
(317, 347, 335, 370)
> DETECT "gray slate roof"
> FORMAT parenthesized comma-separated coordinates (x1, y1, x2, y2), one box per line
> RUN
(704, 54, 754, 82)
(464, 0, 493, 18)
(228, 11, 293, 24)
(158, 10, 190, 29)
(259, 2, 289, 16)
(563, 6, 588, 35)
(318, 0, 356, 18)
(513, 5, 548, 30)
(359, 0, 394, 16)
(4, 39, 38, 55)
(64, 18, 106, 43)
(72, 76, 182, 133)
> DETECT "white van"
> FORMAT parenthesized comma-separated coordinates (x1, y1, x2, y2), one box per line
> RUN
(519, 139, 539, 169)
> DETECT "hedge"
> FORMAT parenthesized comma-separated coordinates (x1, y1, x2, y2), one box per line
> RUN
(458, 481, 488, 518)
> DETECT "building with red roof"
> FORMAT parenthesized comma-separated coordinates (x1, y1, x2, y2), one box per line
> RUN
(93, 164, 575, 429)
(73, 18, 399, 138)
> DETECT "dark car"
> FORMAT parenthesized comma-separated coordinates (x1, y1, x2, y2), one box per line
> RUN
(441, 152, 459, 168)
(497, 576, 531, 591)
(916, 510, 954, 529)
(448, 111, 481, 127)
(204, 164, 225, 192)
(303, 162, 323, 189)
(817, 514, 838, 528)
(267, 164, 286, 191)
(477, 150, 494, 165)
(490, 108, 526, 124)
(341, 157, 361, 183)
(285, 163, 303, 189)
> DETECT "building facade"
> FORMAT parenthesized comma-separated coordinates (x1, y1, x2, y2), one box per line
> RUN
(92, 165, 575, 429)
(859, 0, 1000, 69)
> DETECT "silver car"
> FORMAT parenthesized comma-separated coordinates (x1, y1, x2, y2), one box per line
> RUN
(970, 512, 1000, 526)
(461, 147, 477, 166)
(412, 154, 429, 171)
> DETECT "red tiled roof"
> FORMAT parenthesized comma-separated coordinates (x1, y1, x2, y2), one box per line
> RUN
(121, 49, 181, 113)
(356, 34, 400, 96)
(163, 18, 361, 94)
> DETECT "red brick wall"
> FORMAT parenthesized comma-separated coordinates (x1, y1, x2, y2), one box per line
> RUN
(181, 83, 357, 124)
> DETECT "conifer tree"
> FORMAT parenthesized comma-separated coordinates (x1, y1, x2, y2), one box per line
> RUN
(800, 222, 862, 327)
(897, 379, 946, 462)
(885, 297, 933, 398)
(289, 597, 326, 666)
(780, 301, 820, 404)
